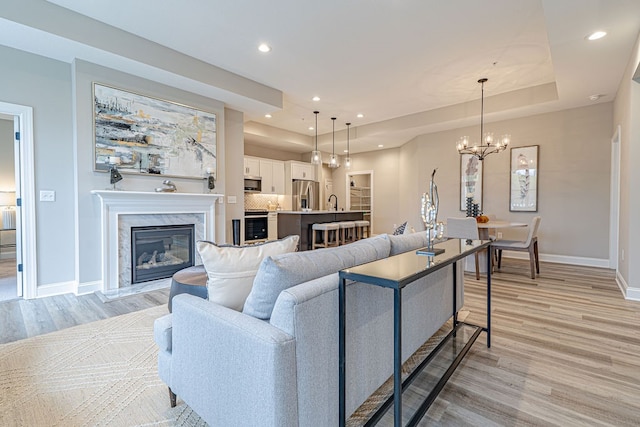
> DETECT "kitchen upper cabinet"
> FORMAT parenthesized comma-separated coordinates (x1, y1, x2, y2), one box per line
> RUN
(244, 157, 260, 176)
(260, 159, 285, 194)
(290, 162, 315, 180)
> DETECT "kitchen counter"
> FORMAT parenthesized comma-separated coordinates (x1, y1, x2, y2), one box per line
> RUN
(277, 211, 364, 251)
(276, 210, 366, 214)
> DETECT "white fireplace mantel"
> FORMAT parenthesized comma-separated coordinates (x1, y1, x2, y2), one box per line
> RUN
(91, 190, 223, 291)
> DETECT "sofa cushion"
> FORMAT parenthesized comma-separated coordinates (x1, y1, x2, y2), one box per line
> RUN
(388, 231, 430, 256)
(243, 234, 390, 319)
(197, 235, 299, 311)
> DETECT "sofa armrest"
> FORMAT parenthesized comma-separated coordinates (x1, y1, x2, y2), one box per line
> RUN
(170, 294, 298, 426)
(153, 313, 173, 352)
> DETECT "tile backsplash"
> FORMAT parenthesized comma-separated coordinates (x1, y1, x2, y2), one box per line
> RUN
(244, 193, 286, 211)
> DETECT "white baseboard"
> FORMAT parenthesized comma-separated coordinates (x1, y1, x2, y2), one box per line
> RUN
(36, 280, 78, 298)
(501, 251, 609, 269)
(78, 280, 103, 295)
(35, 280, 102, 298)
(615, 270, 640, 301)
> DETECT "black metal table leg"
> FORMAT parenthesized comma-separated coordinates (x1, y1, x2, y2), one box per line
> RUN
(339, 277, 346, 426)
(394, 287, 402, 425)
(486, 244, 491, 348)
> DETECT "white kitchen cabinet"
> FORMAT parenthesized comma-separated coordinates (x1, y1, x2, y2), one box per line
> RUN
(259, 159, 285, 194)
(267, 212, 278, 240)
(244, 157, 260, 176)
(290, 162, 315, 180)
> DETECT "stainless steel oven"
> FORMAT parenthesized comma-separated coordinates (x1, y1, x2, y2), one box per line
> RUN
(244, 210, 268, 242)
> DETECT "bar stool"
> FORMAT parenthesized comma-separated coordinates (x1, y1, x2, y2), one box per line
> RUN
(338, 221, 356, 245)
(354, 220, 370, 240)
(312, 222, 340, 249)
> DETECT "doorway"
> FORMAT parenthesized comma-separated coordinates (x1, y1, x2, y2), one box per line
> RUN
(346, 170, 373, 233)
(0, 114, 19, 300)
(0, 101, 35, 300)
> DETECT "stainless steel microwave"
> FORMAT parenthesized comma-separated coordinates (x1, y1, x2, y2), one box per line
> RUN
(244, 176, 262, 193)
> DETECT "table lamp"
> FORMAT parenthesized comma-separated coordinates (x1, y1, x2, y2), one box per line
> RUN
(0, 191, 17, 229)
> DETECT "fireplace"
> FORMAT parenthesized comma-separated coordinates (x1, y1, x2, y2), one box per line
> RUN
(92, 190, 222, 292)
(131, 224, 195, 284)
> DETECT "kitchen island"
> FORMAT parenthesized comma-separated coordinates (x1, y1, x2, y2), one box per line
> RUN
(277, 210, 365, 251)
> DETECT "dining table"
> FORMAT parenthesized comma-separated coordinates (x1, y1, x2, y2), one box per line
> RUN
(467, 220, 528, 273)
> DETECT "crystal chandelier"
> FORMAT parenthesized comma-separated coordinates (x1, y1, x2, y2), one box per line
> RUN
(328, 117, 339, 168)
(456, 78, 510, 161)
(311, 111, 321, 165)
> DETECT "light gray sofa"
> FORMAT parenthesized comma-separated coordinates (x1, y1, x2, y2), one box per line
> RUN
(154, 232, 463, 426)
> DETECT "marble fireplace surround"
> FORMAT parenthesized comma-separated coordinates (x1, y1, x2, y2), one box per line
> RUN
(92, 190, 223, 292)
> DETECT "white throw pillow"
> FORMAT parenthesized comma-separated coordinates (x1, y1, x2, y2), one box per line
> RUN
(197, 235, 299, 311)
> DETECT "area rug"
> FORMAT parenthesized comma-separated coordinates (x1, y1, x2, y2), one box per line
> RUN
(0, 305, 206, 426)
(0, 303, 471, 426)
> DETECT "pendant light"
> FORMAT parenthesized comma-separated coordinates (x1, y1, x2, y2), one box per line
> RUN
(311, 111, 321, 165)
(344, 122, 352, 170)
(328, 117, 338, 168)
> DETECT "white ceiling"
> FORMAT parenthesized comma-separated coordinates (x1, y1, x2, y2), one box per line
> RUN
(3, 0, 640, 155)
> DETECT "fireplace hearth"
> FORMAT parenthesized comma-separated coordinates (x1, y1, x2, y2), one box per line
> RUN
(131, 224, 194, 284)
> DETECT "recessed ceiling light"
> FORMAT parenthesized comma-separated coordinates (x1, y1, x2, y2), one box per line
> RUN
(343, 149, 348, 153)
(258, 43, 271, 53)
(357, 113, 364, 118)
(312, 96, 320, 102)
(588, 94, 604, 101)
(265, 114, 272, 118)
(587, 31, 607, 41)
(308, 126, 314, 130)
(378, 144, 384, 148)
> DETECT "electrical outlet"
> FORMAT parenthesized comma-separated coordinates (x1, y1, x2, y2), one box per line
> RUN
(227, 195, 237, 204)
(39, 190, 55, 202)
(497, 231, 503, 239)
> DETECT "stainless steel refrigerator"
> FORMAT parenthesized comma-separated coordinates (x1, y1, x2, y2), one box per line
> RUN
(292, 179, 319, 211)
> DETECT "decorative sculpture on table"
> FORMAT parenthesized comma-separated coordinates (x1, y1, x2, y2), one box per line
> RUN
(420, 168, 444, 255)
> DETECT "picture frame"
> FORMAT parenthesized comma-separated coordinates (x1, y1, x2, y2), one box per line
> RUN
(93, 83, 217, 180)
(509, 145, 538, 212)
(460, 154, 483, 211)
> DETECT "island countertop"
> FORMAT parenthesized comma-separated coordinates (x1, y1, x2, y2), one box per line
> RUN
(277, 211, 364, 250)
(276, 210, 366, 214)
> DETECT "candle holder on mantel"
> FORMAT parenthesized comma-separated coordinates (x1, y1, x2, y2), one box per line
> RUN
(107, 156, 123, 190)
(204, 167, 215, 193)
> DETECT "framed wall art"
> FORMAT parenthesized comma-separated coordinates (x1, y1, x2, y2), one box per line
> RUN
(509, 145, 538, 212)
(460, 153, 483, 211)
(93, 83, 217, 179)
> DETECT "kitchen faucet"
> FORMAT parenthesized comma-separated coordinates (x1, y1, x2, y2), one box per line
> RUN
(328, 194, 338, 211)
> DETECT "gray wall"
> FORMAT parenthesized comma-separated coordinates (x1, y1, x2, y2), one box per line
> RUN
(343, 102, 613, 262)
(72, 60, 229, 287)
(613, 31, 640, 293)
(0, 45, 243, 295)
(0, 44, 75, 286)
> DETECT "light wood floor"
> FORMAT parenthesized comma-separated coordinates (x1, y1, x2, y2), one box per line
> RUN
(1, 259, 638, 425)
(0, 285, 168, 344)
(418, 259, 639, 426)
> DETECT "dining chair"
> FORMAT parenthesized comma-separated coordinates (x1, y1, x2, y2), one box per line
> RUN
(492, 216, 541, 279)
(446, 217, 482, 280)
